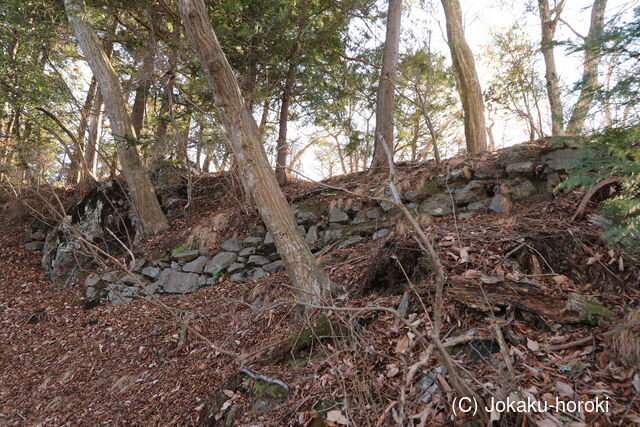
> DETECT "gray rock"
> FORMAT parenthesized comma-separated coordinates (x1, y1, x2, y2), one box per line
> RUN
(243, 236, 263, 246)
(403, 190, 421, 202)
(329, 207, 349, 224)
(366, 209, 381, 220)
(29, 230, 47, 241)
(379, 200, 396, 213)
(263, 232, 274, 245)
(546, 172, 562, 193)
(542, 149, 578, 171)
(230, 267, 267, 283)
(457, 212, 475, 220)
(267, 253, 280, 261)
(156, 261, 170, 269)
(264, 260, 284, 273)
(351, 211, 367, 225)
(348, 201, 363, 213)
(323, 225, 344, 244)
(204, 252, 238, 274)
(338, 236, 363, 249)
(172, 249, 200, 262)
(239, 247, 256, 257)
(506, 161, 536, 177)
(466, 198, 491, 211)
(248, 255, 270, 266)
(489, 194, 512, 213)
(446, 166, 472, 183)
(170, 261, 180, 270)
(236, 256, 247, 263)
(24, 241, 44, 251)
(419, 193, 453, 216)
(453, 180, 487, 205)
(220, 238, 243, 252)
(198, 275, 208, 286)
(141, 266, 161, 280)
(372, 228, 391, 239)
(296, 211, 318, 226)
(499, 178, 537, 200)
(121, 274, 144, 286)
(130, 258, 146, 272)
(155, 269, 200, 294)
(406, 202, 418, 209)
(497, 143, 542, 167)
(304, 225, 319, 243)
(183, 256, 210, 273)
(227, 263, 244, 273)
(474, 166, 504, 180)
(206, 277, 217, 286)
(199, 247, 214, 257)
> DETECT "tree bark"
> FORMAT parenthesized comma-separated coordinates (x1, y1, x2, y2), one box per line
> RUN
(566, 0, 608, 135)
(538, 0, 565, 136)
(176, 0, 332, 307)
(368, 0, 401, 175)
(441, 0, 487, 153)
(64, 0, 168, 237)
(69, 77, 97, 184)
(275, 62, 296, 185)
(84, 90, 103, 179)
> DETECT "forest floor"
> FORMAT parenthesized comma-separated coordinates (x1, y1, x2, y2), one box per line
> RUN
(1, 154, 639, 426)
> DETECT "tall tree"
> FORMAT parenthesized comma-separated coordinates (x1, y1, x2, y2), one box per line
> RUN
(440, 0, 487, 153)
(566, 0, 608, 134)
(64, 0, 168, 237)
(537, 0, 566, 136)
(368, 0, 401, 174)
(176, 0, 333, 307)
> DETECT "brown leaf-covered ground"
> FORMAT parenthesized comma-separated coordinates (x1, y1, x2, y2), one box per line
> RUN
(1, 154, 639, 426)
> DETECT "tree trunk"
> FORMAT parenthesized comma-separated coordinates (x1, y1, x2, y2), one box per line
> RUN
(538, 0, 565, 136)
(368, 0, 401, 175)
(275, 62, 296, 185)
(566, 0, 608, 135)
(69, 77, 97, 184)
(441, 0, 487, 153)
(176, 0, 332, 307)
(84, 90, 103, 179)
(64, 0, 168, 237)
(131, 12, 159, 137)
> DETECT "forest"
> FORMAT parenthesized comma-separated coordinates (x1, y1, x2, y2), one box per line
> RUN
(0, 0, 639, 425)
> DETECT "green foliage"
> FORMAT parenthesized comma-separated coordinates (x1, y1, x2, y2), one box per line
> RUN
(561, 126, 640, 257)
(171, 242, 192, 255)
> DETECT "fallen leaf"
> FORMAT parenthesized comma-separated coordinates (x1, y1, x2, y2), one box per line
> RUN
(327, 409, 349, 425)
(527, 338, 540, 352)
(555, 381, 574, 397)
(386, 364, 400, 378)
(395, 336, 409, 354)
(552, 275, 570, 285)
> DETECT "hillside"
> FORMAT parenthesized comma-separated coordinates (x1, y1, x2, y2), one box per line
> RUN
(1, 141, 638, 426)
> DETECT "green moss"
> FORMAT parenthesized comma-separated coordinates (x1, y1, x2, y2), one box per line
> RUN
(422, 180, 441, 197)
(171, 242, 192, 255)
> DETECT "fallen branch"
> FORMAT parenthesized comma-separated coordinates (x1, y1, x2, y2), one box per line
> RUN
(571, 176, 621, 222)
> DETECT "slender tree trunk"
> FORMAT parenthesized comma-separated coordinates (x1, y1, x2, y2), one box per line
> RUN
(64, 0, 168, 237)
(369, 0, 401, 175)
(275, 62, 296, 185)
(84, 91, 103, 179)
(131, 12, 158, 137)
(566, 0, 608, 134)
(176, 0, 333, 307)
(441, 0, 487, 153)
(538, 0, 565, 136)
(69, 77, 97, 184)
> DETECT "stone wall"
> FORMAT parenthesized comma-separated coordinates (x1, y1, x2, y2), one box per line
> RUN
(83, 142, 578, 306)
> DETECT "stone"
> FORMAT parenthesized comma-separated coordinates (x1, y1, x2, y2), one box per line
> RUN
(499, 178, 537, 200)
(243, 236, 263, 246)
(296, 211, 318, 226)
(466, 198, 491, 211)
(155, 269, 200, 294)
(198, 275, 208, 286)
(297, 225, 306, 236)
(230, 267, 267, 283)
(42, 179, 135, 287)
(506, 161, 536, 177)
(182, 256, 209, 273)
(403, 190, 421, 202)
(304, 225, 319, 243)
(28, 230, 47, 242)
(130, 258, 146, 272)
(170, 261, 180, 270)
(446, 166, 472, 183)
(372, 228, 391, 240)
(204, 252, 238, 274)
(473, 166, 504, 180)
(542, 149, 578, 171)
(267, 253, 280, 262)
(24, 241, 44, 251)
(329, 207, 349, 224)
(199, 247, 214, 257)
(323, 225, 344, 244)
(236, 256, 247, 263)
(351, 211, 367, 225)
(264, 260, 284, 273)
(406, 202, 418, 210)
(220, 238, 243, 252)
(348, 201, 363, 213)
(366, 209, 380, 220)
(546, 172, 562, 193)
(141, 266, 161, 280)
(419, 194, 453, 217)
(489, 194, 512, 213)
(453, 180, 487, 205)
(248, 255, 270, 266)
(457, 212, 475, 220)
(227, 263, 244, 273)
(239, 247, 256, 257)
(121, 274, 144, 286)
(156, 261, 170, 269)
(379, 200, 396, 213)
(172, 249, 200, 262)
(497, 143, 542, 167)
(263, 232, 274, 245)
(338, 236, 363, 249)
